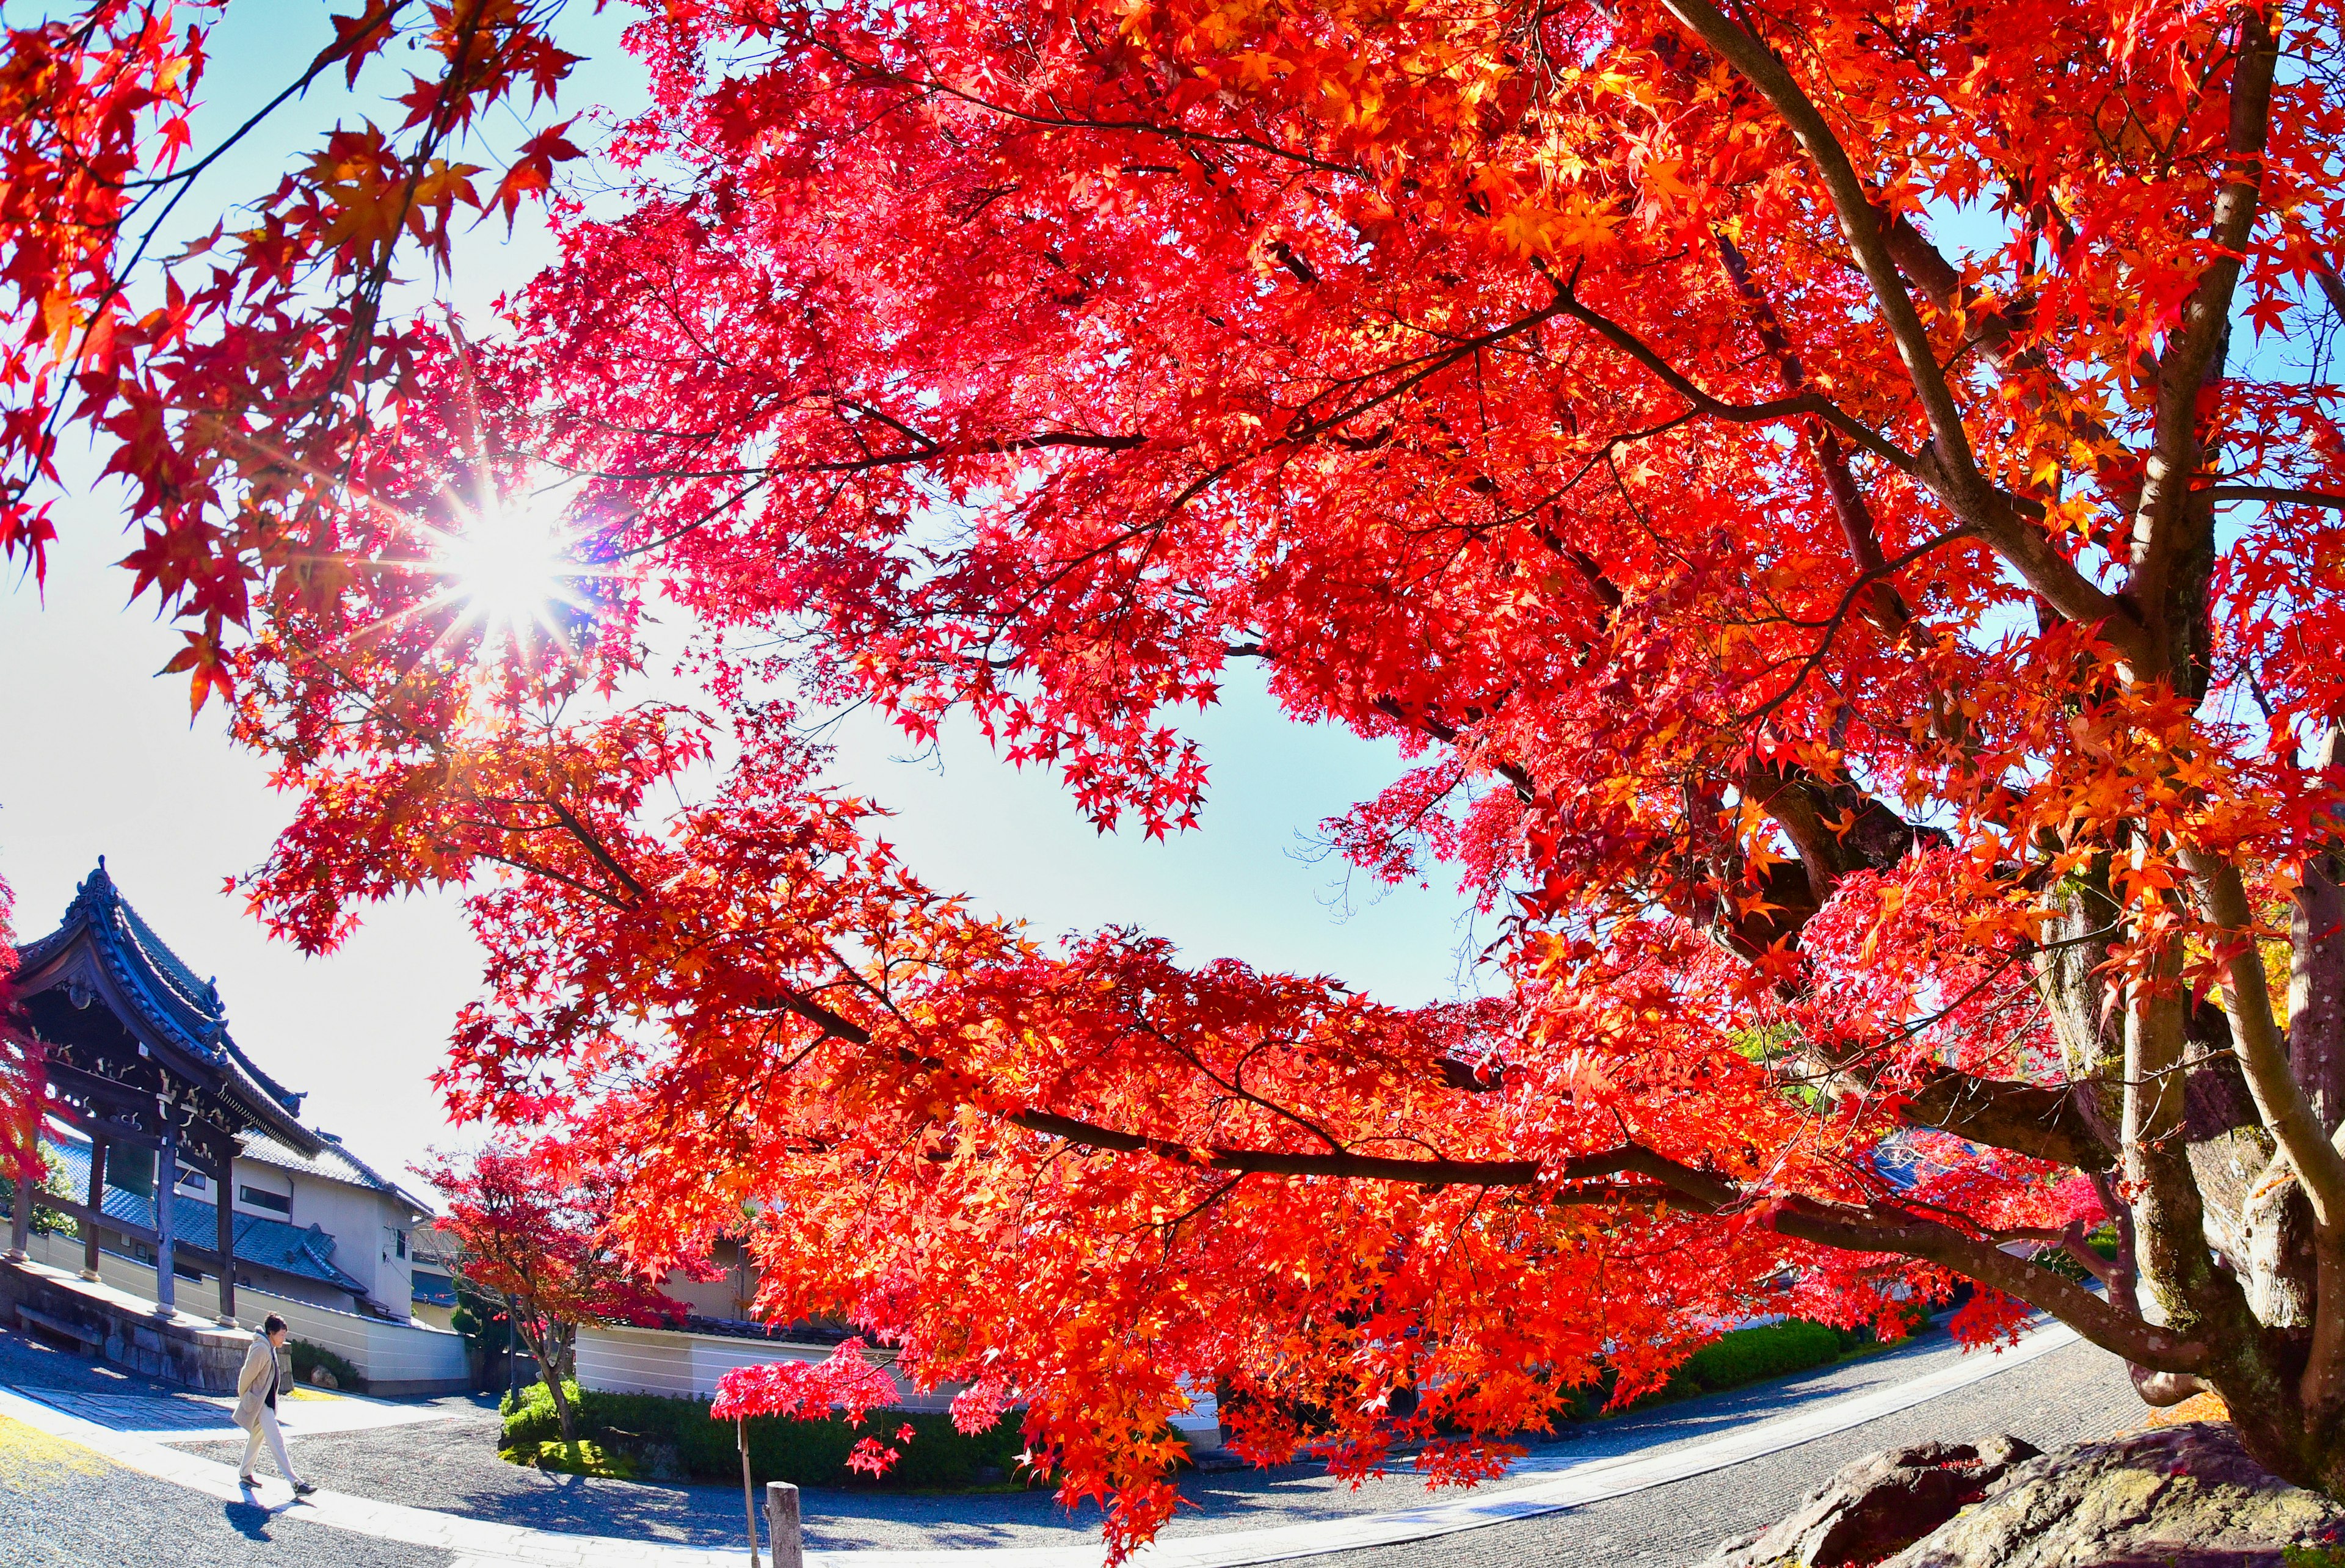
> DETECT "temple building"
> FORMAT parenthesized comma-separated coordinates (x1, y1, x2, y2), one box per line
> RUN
(2, 862, 467, 1394)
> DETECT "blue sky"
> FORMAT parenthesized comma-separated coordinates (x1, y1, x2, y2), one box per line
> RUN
(0, 3, 1482, 1189)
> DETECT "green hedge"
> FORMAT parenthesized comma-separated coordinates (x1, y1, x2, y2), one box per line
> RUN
(1661, 1318, 1853, 1398)
(1559, 1312, 1920, 1420)
(500, 1381, 1031, 1490)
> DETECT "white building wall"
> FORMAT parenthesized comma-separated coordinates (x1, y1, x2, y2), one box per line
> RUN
(263, 1166, 415, 1314)
(574, 1323, 1222, 1446)
(229, 1164, 294, 1219)
(577, 1323, 953, 1410)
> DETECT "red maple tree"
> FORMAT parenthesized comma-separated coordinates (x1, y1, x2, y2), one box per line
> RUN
(0, 877, 40, 1194)
(10, 0, 2345, 1548)
(423, 1142, 686, 1445)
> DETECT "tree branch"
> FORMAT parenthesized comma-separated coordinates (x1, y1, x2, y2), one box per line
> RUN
(1660, 0, 2143, 656)
(2126, 7, 2278, 685)
(2182, 848, 2345, 1224)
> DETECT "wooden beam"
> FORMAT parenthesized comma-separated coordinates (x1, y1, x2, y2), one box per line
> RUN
(46, 1196, 233, 1277)
(216, 1151, 237, 1326)
(45, 1192, 158, 1249)
(81, 1138, 104, 1279)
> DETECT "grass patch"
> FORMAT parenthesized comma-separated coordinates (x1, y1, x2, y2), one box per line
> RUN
(505, 1437, 637, 1479)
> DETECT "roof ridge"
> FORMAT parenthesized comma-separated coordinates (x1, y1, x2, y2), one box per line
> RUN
(17, 862, 319, 1148)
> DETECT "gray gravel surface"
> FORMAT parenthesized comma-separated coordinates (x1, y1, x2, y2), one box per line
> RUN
(0, 1325, 452, 1567)
(165, 1321, 2140, 1561)
(1270, 1331, 2139, 1568)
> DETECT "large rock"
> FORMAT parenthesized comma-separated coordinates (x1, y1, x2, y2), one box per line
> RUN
(1707, 1436, 2041, 1567)
(1884, 1422, 2345, 1568)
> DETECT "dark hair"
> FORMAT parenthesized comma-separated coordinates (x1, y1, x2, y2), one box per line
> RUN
(261, 1313, 288, 1336)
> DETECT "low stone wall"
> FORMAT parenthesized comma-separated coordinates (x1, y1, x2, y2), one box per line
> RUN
(0, 1257, 245, 1392)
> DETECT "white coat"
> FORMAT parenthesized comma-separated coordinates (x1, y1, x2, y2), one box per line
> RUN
(231, 1333, 287, 1432)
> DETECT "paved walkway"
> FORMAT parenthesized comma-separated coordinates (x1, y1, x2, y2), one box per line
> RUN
(16, 1381, 465, 1442)
(0, 1316, 2141, 1567)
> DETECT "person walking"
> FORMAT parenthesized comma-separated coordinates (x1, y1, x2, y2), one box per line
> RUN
(233, 1313, 315, 1497)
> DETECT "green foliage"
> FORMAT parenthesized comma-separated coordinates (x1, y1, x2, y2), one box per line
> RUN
(449, 1277, 510, 1354)
(1662, 1318, 1853, 1398)
(2282, 1548, 2345, 1567)
(287, 1339, 365, 1393)
(500, 1379, 1030, 1490)
(2, 1150, 79, 1238)
(1561, 1314, 1905, 1420)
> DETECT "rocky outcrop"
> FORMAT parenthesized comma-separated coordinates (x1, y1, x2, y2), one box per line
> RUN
(1706, 1436, 2041, 1567)
(1883, 1422, 2345, 1568)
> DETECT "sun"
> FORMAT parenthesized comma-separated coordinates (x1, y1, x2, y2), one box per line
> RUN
(439, 509, 570, 628)
(414, 492, 602, 662)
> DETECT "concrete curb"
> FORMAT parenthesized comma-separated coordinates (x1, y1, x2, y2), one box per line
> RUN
(0, 1321, 2082, 1567)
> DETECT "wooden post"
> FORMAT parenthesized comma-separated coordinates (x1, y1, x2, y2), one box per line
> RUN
(213, 1152, 236, 1326)
(765, 1481, 802, 1568)
(7, 1156, 29, 1261)
(738, 1417, 763, 1568)
(81, 1137, 106, 1280)
(152, 1135, 176, 1316)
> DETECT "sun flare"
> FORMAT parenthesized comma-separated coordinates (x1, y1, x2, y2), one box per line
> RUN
(438, 510, 570, 630)
(412, 493, 603, 662)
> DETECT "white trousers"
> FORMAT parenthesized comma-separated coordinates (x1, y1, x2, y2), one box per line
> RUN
(239, 1405, 299, 1484)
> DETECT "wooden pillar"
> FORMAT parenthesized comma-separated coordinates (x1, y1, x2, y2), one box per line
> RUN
(214, 1152, 236, 1326)
(765, 1482, 803, 1568)
(6, 1159, 28, 1261)
(81, 1137, 106, 1280)
(152, 1135, 176, 1317)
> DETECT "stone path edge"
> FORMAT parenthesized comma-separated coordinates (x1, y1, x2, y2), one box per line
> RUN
(0, 1321, 2082, 1568)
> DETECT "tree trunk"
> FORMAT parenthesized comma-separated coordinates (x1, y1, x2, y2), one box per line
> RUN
(546, 1363, 578, 1446)
(518, 1310, 579, 1445)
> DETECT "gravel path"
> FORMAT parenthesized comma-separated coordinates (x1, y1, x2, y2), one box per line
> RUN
(1272, 1330, 2139, 1568)
(0, 1323, 452, 1568)
(155, 1319, 2140, 1559)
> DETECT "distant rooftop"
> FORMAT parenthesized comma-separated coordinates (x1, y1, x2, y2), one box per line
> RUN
(239, 1131, 432, 1219)
(43, 1136, 369, 1297)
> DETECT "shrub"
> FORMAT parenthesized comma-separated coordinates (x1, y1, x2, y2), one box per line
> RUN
(287, 1339, 366, 1394)
(501, 1379, 1031, 1490)
(1562, 1313, 1915, 1420)
(1663, 1318, 1848, 1397)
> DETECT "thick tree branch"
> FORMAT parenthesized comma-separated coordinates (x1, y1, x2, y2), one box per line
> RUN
(1902, 1070, 2114, 1172)
(1008, 1108, 1542, 1185)
(2183, 848, 2345, 1225)
(2127, 7, 2278, 686)
(1660, 0, 2143, 657)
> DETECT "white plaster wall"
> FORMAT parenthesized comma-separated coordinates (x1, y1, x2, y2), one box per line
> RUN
(577, 1324, 955, 1410)
(574, 1324, 1221, 1446)
(272, 1170, 415, 1313)
(229, 1165, 294, 1219)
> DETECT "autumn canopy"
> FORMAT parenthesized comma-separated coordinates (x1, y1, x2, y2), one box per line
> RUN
(7, 0, 2345, 1544)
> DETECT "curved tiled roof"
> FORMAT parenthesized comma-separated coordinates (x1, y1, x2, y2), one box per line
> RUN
(237, 1133, 432, 1218)
(15, 862, 314, 1150)
(43, 1139, 369, 1296)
